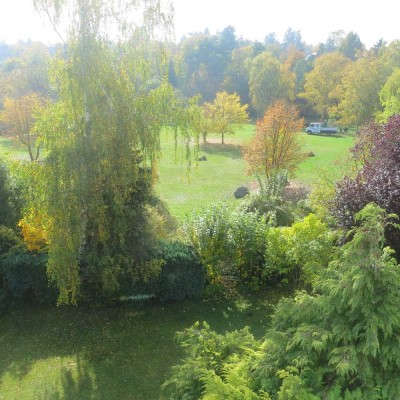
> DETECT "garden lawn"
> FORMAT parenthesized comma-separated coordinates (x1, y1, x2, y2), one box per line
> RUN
(0, 291, 280, 400)
(0, 137, 27, 159)
(157, 127, 354, 218)
(156, 124, 255, 219)
(0, 127, 355, 219)
(294, 132, 355, 185)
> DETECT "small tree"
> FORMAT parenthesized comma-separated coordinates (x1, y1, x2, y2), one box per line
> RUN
(203, 91, 249, 143)
(244, 100, 305, 195)
(0, 93, 46, 161)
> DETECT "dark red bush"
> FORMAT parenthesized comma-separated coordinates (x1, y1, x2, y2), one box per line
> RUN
(335, 115, 400, 255)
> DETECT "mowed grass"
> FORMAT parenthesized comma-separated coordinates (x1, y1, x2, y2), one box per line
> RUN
(295, 133, 355, 185)
(157, 127, 355, 218)
(0, 127, 354, 219)
(156, 124, 255, 218)
(0, 136, 27, 159)
(0, 291, 280, 400)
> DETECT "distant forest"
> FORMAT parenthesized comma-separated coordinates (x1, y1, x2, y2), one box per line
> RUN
(1, 26, 399, 125)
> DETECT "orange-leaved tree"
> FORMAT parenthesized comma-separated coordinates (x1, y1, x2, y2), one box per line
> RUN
(244, 100, 305, 195)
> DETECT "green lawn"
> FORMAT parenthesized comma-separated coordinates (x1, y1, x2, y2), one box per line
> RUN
(0, 291, 281, 400)
(0, 136, 28, 159)
(157, 127, 355, 218)
(156, 125, 255, 218)
(0, 127, 354, 219)
(295, 133, 355, 184)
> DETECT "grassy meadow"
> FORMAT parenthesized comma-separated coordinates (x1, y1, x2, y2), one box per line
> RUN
(157, 125, 354, 218)
(0, 127, 355, 219)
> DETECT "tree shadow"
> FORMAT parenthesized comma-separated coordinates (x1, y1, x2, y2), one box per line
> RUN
(34, 358, 98, 400)
(200, 142, 243, 159)
(0, 293, 283, 399)
(307, 133, 343, 138)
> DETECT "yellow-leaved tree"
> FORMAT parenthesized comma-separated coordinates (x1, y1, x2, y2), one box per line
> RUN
(203, 92, 249, 143)
(0, 93, 47, 161)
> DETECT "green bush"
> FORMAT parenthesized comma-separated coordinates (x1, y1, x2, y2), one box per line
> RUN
(1, 251, 56, 303)
(241, 193, 295, 227)
(122, 240, 206, 303)
(264, 213, 335, 288)
(183, 204, 268, 288)
(164, 204, 400, 399)
(183, 203, 235, 282)
(0, 159, 22, 229)
(0, 225, 23, 256)
(227, 209, 267, 288)
(155, 240, 206, 302)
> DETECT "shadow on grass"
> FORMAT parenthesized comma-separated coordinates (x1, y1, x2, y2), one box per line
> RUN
(200, 142, 243, 159)
(34, 359, 97, 400)
(0, 291, 282, 399)
(306, 133, 344, 138)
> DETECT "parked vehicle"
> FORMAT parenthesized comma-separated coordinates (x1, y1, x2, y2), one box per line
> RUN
(306, 122, 339, 135)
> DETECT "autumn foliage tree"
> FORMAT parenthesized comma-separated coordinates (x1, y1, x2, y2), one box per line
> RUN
(244, 100, 305, 195)
(0, 93, 46, 161)
(203, 91, 248, 143)
(301, 52, 350, 121)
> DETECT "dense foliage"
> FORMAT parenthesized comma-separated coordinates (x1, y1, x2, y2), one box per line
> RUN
(153, 241, 206, 302)
(183, 203, 267, 288)
(264, 213, 335, 288)
(163, 204, 400, 399)
(335, 116, 400, 255)
(1, 251, 54, 303)
(184, 200, 333, 290)
(0, 159, 21, 229)
(3, 29, 400, 123)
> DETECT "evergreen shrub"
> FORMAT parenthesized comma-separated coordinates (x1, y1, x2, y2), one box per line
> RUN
(1, 251, 55, 303)
(124, 240, 206, 303)
(163, 204, 400, 399)
(155, 240, 206, 302)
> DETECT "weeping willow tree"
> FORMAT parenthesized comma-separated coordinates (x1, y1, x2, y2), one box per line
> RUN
(31, 0, 201, 304)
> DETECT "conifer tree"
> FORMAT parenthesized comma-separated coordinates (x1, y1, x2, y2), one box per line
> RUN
(163, 203, 400, 399)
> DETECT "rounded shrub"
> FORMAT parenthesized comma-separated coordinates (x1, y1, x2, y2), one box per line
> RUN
(155, 240, 206, 302)
(1, 251, 56, 303)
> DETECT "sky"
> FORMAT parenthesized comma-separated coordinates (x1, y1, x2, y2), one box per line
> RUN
(0, 0, 399, 48)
